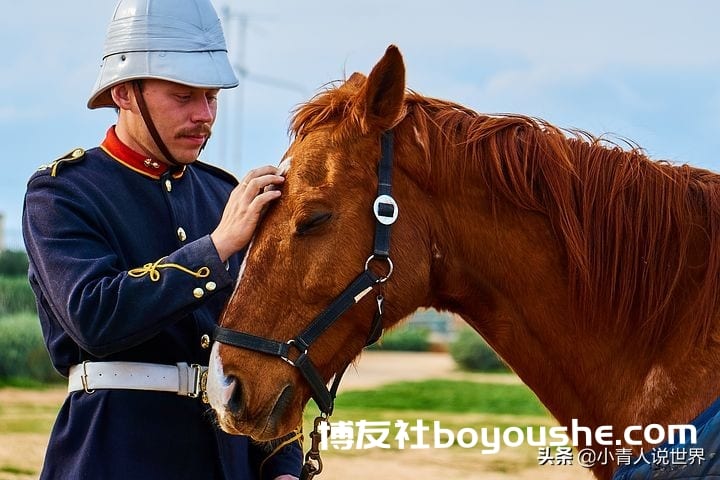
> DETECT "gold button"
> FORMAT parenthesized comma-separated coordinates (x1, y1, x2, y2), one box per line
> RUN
(177, 227, 187, 242)
(200, 334, 211, 349)
(193, 287, 204, 299)
(165, 179, 172, 192)
(205, 281, 217, 292)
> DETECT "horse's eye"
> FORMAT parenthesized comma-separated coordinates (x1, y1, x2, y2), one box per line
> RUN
(296, 212, 333, 235)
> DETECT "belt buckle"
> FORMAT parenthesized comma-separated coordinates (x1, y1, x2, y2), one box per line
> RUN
(188, 364, 208, 402)
(81, 361, 95, 394)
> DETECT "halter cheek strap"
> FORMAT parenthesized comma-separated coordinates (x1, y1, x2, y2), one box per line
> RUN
(132, 80, 181, 167)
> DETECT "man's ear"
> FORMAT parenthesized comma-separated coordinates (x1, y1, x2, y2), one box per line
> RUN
(110, 82, 134, 111)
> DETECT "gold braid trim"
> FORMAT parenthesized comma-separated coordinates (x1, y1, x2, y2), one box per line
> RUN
(258, 428, 304, 478)
(37, 148, 86, 177)
(128, 257, 210, 282)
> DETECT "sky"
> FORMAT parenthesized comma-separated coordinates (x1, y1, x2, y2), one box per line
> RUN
(2, 0, 720, 250)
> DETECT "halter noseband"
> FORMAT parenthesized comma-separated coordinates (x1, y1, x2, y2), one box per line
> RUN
(213, 130, 398, 417)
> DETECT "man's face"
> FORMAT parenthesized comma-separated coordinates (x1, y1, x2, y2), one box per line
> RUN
(126, 79, 220, 165)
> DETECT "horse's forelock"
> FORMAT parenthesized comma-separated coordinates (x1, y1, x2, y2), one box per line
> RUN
(290, 80, 358, 138)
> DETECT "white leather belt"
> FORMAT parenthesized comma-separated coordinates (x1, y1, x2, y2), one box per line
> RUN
(68, 361, 208, 400)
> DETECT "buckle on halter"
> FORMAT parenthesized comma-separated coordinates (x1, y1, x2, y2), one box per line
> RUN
(281, 339, 308, 367)
(373, 194, 398, 225)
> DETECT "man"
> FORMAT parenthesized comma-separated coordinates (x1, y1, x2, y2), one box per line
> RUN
(22, 0, 300, 478)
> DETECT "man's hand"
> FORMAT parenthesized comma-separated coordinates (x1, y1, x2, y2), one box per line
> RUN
(211, 165, 285, 262)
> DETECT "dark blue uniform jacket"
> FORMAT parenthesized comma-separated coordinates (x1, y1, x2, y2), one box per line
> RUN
(22, 128, 301, 480)
(612, 396, 720, 479)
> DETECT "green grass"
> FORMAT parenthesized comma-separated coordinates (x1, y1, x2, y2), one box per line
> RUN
(0, 466, 36, 475)
(0, 397, 61, 435)
(0, 377, 53, 389)
(301, 379, 556, 457)
(334, 379, 547, 416)
(0, 277, 35, 316)
(0, 312, 63, 384)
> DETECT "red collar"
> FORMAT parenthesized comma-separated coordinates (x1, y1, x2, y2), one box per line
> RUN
(100, 126, 185, 180)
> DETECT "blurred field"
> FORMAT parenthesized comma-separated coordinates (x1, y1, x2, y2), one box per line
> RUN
(0, 352, 594, 479)
(0, 388, 65, 480)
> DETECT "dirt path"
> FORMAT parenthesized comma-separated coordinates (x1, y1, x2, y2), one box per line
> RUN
(324, 448, 592, 480)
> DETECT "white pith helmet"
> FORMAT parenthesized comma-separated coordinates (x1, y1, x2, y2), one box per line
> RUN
(88, 0, 238, 109)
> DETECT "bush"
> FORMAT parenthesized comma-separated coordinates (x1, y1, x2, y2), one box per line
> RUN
(370, 325, 431, 352)
(450, 328, 509, 372)
(0, 276, 36, 315)
(0, 250, 29, 277)
(0, 312, 61, 383)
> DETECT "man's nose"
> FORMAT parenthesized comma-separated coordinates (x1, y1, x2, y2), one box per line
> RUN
(192, 96, 215, 123)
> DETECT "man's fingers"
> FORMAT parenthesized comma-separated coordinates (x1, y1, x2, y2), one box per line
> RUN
(248, 189, 282, 213)
(240, 174, 284, 199)
(239, 165, 281, 186)
(211, 166, 284, 261)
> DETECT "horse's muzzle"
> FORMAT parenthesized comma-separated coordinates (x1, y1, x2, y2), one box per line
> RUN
(206, 342, 296, 439)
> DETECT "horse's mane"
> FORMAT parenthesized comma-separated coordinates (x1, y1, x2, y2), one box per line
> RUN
(291, 81, 720, 355)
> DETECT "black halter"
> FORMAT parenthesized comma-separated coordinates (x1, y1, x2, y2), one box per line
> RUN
(213, 130, 398, 417)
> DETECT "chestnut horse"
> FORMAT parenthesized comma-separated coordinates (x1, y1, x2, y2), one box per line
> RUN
(207, 45, 720, 479)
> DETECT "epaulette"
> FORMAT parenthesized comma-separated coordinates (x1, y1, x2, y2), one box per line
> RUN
(37, 148, 86, 177)
(193, 160, 239, 186)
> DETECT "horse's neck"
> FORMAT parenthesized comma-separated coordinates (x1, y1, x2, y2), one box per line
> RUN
(422, 169, 720, 466)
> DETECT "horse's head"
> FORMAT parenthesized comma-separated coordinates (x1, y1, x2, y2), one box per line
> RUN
(206, 46, 434, 439)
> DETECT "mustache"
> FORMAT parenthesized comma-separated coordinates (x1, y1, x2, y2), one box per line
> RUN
(176, 124, 212, 139)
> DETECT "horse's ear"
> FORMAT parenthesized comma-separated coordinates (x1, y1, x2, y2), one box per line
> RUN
(360, 45, 406, 131)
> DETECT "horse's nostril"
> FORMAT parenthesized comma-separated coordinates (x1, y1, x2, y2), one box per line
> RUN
(226, 376, 243, 414)
(220, 372, 234, 387)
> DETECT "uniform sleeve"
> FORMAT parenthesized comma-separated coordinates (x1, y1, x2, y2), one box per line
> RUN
(249, 432, 304, 480)
(23, 173, 235, 358)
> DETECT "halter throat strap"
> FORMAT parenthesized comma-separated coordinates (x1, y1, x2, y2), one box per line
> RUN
(132, 80, 181, 167)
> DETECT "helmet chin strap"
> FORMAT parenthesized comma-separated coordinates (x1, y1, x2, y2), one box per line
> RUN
(132, 80, 181, 167)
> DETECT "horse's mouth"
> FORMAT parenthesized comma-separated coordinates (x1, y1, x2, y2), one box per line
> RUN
(258, 384, 295, 439)
(207, 350, 299, 438)
(269, 384, 294, 424)
(216, 384, 296, 440)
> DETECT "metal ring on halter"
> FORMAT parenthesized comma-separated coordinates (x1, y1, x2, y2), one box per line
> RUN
(281, 339, 308, 367)
(364, 255, 394, 283)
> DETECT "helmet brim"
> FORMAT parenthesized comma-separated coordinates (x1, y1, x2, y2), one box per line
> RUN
(88, 50, 239, 109)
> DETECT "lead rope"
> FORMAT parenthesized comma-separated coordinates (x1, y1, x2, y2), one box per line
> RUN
(300, 363, 347, 480)
(299, 295, 385, 480)
(300, 415, 328, 480)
